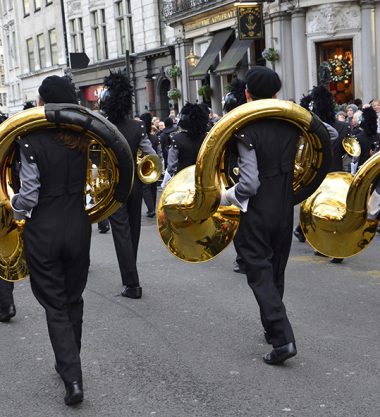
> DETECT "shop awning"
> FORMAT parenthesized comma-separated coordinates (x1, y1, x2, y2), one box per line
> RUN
(189, 29, 233, 80)
(214, 38, 253, 75)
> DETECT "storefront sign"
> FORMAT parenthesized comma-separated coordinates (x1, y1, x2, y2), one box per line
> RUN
(237, 4, 264, 40)
(184, 9, 237, 32)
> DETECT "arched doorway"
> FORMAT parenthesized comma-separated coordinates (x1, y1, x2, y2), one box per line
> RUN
(156, 77, 170, 119)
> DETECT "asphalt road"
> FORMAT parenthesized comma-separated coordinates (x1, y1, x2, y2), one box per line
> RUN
(1, 206, 379, 417)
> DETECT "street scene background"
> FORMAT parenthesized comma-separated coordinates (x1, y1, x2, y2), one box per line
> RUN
(1, 207, 379, 417)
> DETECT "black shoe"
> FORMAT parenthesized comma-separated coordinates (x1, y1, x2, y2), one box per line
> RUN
(146, 211, 156, 218)
(98, 226, 110, 234)
(121, 286, 142, 299)
(64, 381, 83, 406)
(330, 258, 343, 264)
(263, 342, 297, 365)
(264, 331, 272, 344)
(0, 304, 16, 322)
(233, 261, 246, 274)
(293, 229, 306, 242)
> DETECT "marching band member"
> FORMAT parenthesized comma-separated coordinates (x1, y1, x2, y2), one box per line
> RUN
(11, 76, 91, 405)
(220, 66, 299, 365)
(99, 71, 156, 299)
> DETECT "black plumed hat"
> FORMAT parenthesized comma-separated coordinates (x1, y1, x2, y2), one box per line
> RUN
(99, 70, 134, 124)
(308, 85, 336, 125)
(178, 102, 209, 137)
(38, 75, 77, 104)
(360, 106, 378, 136)
(245, 66, 281, 99)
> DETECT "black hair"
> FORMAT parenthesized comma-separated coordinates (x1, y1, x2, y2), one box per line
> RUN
(99, 70, 134, 124)
(164, 117, 173, 128)
(224, 78, 246, 113)
(140, 112, 153, 135)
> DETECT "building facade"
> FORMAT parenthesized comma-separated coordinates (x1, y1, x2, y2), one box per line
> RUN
(0, 0, 176, 118)
(164, 0, 380, 111)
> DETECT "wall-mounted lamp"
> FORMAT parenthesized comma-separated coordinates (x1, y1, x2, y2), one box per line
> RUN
(186, 48, 199, 67)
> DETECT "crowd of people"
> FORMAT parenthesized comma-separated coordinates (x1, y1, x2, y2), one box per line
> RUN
(1, 66, 380, 406)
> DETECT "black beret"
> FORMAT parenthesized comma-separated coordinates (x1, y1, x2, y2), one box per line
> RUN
(38, 75, 77, 104)
(245, 66, 281, 99)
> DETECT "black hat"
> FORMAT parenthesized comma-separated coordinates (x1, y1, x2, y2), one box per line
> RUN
(245, 66, 281, 99)
(38, 75, 77, 104)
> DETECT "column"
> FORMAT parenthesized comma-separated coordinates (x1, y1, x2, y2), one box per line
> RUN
(374, 0, 380, 97)
(271, 11, 294, 100)
(360, 0, 375, 103)
(210, 74, 222, 116)
(291, 8, 308, 103)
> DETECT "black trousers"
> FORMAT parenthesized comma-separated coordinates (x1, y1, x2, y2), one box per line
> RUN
(142, 183, 157, 214)
(237, 176, 295, 348)
(109, 179, 143, 287)
(0, 279, 14, 310)
(24, 196, 91, 384)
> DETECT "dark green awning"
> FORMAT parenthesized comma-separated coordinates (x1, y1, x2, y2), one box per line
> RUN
(189, 29, 233, 80)
(214, 38, 253, 75)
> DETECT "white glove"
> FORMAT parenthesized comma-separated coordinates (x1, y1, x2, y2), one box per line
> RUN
(350, 161, 358, 175)
(161, 170, 172, 189)
(367, 190, 380, 220)
(220, 187, 249, 213)
(220, 191, 231, 206)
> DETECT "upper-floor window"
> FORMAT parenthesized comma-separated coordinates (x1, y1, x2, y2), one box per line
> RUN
(37, 33, 46, 68)
(34, 0, 41, 10)
(26, 37, 35, 71)
(91, 9, 108, 61)
(12, 29, 18, 66)
(23, 0, 30, 15)
(69, 17, 85, 53)
(0, 74, 5, 84)
(48, 28, 58, 65)
(115, 0, 133, 55)
(46, 0, 52, 5)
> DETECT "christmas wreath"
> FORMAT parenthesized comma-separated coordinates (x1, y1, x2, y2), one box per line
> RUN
(328, 56, 352, 82)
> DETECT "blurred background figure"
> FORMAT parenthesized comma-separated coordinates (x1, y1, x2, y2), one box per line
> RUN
(140, 112, 163, 218)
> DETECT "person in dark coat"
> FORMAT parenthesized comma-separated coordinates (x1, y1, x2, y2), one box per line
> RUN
(355, 106, 380, 167)
(222, 78, 248, 275)
(293, 86, 346, 263)
(99, 71, 156, 299)
(220, 66, 298, 365)
(11, 75, 91, 405)
(161, 103, 209, 188)
(159, 117, 178, 169)
(140, 112, 163, 218)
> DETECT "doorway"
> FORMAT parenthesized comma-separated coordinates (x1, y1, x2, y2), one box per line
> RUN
(316, 39, 353, 104)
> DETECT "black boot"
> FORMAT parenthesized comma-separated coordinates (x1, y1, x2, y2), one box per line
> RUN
(263, 342, 297, 365)
(121, 286, 142, 299)
(64, 381, 83, 406)
(0, 304, 16, 322)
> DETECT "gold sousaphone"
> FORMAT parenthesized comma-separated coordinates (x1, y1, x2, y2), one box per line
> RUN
(157, 100, 332, 262)
(0, 103, 134, 282)
(300, 152, 380, 258)
(136, 149, 162, 184)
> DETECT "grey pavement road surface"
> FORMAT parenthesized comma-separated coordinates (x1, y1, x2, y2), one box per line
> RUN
(1, 206, 379, 417)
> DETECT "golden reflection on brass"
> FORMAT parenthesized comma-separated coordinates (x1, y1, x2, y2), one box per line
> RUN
(300, 151, 380, 258)
(0, 107, 125, 282)
(136, 149, 162, 184)
(342, 135, 361, 158)
(158, 99, 331, 263)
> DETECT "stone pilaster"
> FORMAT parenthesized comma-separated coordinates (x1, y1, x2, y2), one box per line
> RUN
(290, 8, 308, 102)
(374, 0, 380, 98)
(271, 11, 294, 100)
(360, 0, 376, 102)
